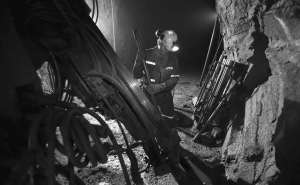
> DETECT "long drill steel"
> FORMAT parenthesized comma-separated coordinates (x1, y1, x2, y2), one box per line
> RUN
(197, 18, 219, 96)
(196, 58, 227, 128)
(203, 60, 233, 124)
(193, 56, 221, 125)
(193, 72, 244, 141)
(195, 53, 223, 115)
(132, 29, 158, 111)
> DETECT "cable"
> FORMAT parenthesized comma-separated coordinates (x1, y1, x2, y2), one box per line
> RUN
(49, 52, 62, 99)
(21, 1, 136, 184)
(91, 0, 95, 20)
(95, 0, 99, 24)
(78, 107, 132, 185)
(24, 99, 125, 184)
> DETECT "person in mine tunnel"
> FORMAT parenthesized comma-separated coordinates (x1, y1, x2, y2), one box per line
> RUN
(132, 29, 180, 129)
(132, 30, 201, 183)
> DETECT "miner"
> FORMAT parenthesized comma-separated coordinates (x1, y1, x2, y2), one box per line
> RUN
(132, 29, 180, 129)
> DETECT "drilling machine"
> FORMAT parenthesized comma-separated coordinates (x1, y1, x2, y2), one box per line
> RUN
(0, 0, 181, 184)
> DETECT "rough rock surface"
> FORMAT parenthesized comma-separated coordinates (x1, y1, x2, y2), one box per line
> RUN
(216, 0, 300, 184)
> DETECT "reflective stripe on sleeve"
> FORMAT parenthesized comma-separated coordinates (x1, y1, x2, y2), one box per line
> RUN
(171, 75, 180, 77)
(146, 61, 155, 65)
(161, 114, 175, 119)
(166, 67, 173, 70)
(150, 79, 155, 82)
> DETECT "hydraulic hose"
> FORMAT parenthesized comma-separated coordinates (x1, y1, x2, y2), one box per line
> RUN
(61, 109, 98, 167)
(50, 51, 62, 99)
(83, 73, 147, 185)
(25, 102, 119, 184)
(45, 109, 56, 185)
(78, 115, 108, 163)
(85, 73, 171, 137)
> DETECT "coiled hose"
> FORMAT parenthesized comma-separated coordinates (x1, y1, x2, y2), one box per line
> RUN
(25, 101, 131, 185)
(84, 73, 144, 184)
(21, 1, 143, 184)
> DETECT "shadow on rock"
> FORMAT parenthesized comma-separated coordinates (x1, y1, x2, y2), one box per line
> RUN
(176, 147, 251, 185)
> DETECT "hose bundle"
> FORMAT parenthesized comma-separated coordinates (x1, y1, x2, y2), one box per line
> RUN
(26, 105, 129, 185)
(22, 0, 116, 78)
(18, 0, 145, 184)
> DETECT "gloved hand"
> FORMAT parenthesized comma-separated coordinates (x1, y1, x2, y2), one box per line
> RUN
(146, 84, 162, 95)
(135, 50, 147, 64)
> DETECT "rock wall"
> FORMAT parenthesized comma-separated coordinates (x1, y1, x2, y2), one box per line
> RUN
(85, 0, 115, 49)
(216, 0, 300, 184)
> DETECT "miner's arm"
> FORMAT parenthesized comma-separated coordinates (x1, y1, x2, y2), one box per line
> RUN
(160, 57, 180, 92)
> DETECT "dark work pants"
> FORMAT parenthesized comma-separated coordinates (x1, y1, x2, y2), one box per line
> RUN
(155, 90, 177, 129)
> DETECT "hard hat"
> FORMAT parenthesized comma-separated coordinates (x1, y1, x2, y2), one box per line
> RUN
(156, 29, 179, 52)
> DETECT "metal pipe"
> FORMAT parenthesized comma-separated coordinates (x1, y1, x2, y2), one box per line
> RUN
(221, 62, 236, 98)
(192, 74, 244, 142)
(195, 59, 234, 130)
(193, 53, 223, 118)
(203, 60, 233, 121)
(197, 59, 227, 126)
(197, 59, 222, 114)
(208, 60, 230, 106)
(193, 59, 221, 128)
(197, 17, 219, 93)
(132, 29, 158, 111)
(221, 72, 233, 98)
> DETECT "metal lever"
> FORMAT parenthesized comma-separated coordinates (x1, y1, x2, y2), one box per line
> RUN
(132, 29, 158, 110)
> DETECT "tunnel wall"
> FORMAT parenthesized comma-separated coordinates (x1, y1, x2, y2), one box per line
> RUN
(85, 0, 115, 49)
(86, 0, 215, 72)
(216, 0, 300, 184)
(85, 0, 157, 70)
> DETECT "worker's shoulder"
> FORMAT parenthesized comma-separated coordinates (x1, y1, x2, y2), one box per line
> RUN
(145, 47, 156, 58)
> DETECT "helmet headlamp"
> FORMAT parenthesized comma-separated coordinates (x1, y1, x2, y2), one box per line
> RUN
(155, 29, 179, 52)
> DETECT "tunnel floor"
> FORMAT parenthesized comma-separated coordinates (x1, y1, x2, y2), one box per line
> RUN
(142, 69, 235, 185)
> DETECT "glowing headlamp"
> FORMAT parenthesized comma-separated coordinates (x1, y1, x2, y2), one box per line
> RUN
(172, 41, 179, 52)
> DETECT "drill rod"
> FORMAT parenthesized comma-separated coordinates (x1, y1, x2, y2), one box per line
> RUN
(132, 29, 158, 111)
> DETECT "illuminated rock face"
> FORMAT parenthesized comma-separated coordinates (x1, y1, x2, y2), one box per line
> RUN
(216, 0, 300, 184)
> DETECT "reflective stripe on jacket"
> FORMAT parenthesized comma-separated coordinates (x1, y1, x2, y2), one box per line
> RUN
(132, 46, 180, 92)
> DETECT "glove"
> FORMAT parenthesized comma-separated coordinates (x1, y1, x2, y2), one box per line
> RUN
(146, 84, 162, 95)
(135, 50, 147, 64)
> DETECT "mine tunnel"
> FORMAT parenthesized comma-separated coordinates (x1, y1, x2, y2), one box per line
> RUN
(1, 0, 300, 185)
